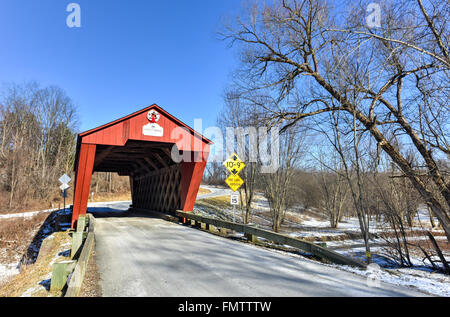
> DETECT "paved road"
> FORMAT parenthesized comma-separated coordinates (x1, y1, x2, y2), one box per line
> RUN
(91, 205, 425, 297)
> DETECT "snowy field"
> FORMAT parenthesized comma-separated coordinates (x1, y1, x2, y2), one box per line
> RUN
(0, 261, 20, 285)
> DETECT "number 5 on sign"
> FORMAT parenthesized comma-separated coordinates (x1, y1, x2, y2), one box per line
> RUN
(230, 194, 239, 205)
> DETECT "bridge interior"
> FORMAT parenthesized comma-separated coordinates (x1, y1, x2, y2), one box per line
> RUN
(94, 140, 181, 213)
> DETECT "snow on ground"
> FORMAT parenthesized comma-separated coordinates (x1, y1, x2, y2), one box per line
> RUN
(415, 207, 440, 227)
(336, 264, 450, 297)
(243, 240, 449, 297)
(0, 206, 67, 219)
(0, 207, 73, 288)
(0, 262, 20, 285)
(1, 245, 22, 286)
(287, 230, 345, 238)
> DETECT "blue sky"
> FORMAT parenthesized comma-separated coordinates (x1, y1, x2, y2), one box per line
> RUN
(0, 0, 242, 132)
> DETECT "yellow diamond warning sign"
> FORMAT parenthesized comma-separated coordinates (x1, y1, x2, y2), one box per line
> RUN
(225, 174, 244, 192)
(223, 153, 246, 175)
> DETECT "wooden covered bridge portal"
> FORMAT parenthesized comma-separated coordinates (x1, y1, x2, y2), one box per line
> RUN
(71, 105, 211, 228)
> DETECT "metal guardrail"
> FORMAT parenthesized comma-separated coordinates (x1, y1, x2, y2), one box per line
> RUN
(176, 210, 367, 268)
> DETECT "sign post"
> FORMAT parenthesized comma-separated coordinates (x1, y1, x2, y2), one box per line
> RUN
(58, 174, 71, 214)
(223, 153, 246, 223)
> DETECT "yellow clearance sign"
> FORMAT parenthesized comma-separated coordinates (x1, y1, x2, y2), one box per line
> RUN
(223, 153, 246, 175)
(225, 174, 244, 192)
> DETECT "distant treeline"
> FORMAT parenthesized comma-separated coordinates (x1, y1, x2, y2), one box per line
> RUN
(0, 82, 129, 212)
(0, 82, 78, 211)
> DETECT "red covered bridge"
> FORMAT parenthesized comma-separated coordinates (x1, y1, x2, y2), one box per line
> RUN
(71, 104, 211, 228)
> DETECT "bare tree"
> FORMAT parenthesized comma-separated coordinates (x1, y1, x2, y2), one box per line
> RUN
(315, 167, 349, 228)
(261, 127, 305, 232)
(0, 82, 78, 211)
(326, 110, 374, 262)
(204, 161, 226, 185)
(221, 0, 450, 240)
(373, 169, 417, 267)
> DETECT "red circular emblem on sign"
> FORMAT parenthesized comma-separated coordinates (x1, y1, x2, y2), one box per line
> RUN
(147, 110, 160, 123)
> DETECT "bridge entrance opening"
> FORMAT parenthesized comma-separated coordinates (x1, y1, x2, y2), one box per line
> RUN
(71, 105, 211, 228)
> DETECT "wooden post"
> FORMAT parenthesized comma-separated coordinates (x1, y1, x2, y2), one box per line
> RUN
(50, 260, 76, 292)
(71, 232, 84, 259)
(65, 233, 95, 297)
(76, 216, 86, 233)
(245, 233, 258, 243)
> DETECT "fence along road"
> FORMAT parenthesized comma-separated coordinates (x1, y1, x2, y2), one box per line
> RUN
(91, 202, 425, 297)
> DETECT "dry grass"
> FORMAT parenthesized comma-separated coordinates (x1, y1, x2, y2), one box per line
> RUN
(0, 192, 73, 215)
(198, 196, 230, 208)
(88, 191, 131, 202)
(0, 213, 49, 263)
(0, 231, 72, 297)
(198, 187, 212, 195)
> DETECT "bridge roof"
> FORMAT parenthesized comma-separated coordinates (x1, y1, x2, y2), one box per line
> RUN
(73, 104, 212, 174)
(78, 104, 212, 144)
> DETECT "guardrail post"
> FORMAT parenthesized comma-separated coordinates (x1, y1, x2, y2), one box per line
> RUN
(71, 232, 83, 259)
(245, 233, 258, 243)
(50, 260, 76, 292)
(76, 216, 86, 232)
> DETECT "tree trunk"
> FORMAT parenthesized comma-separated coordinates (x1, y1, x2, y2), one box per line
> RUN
(427, 205, 436, 228)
